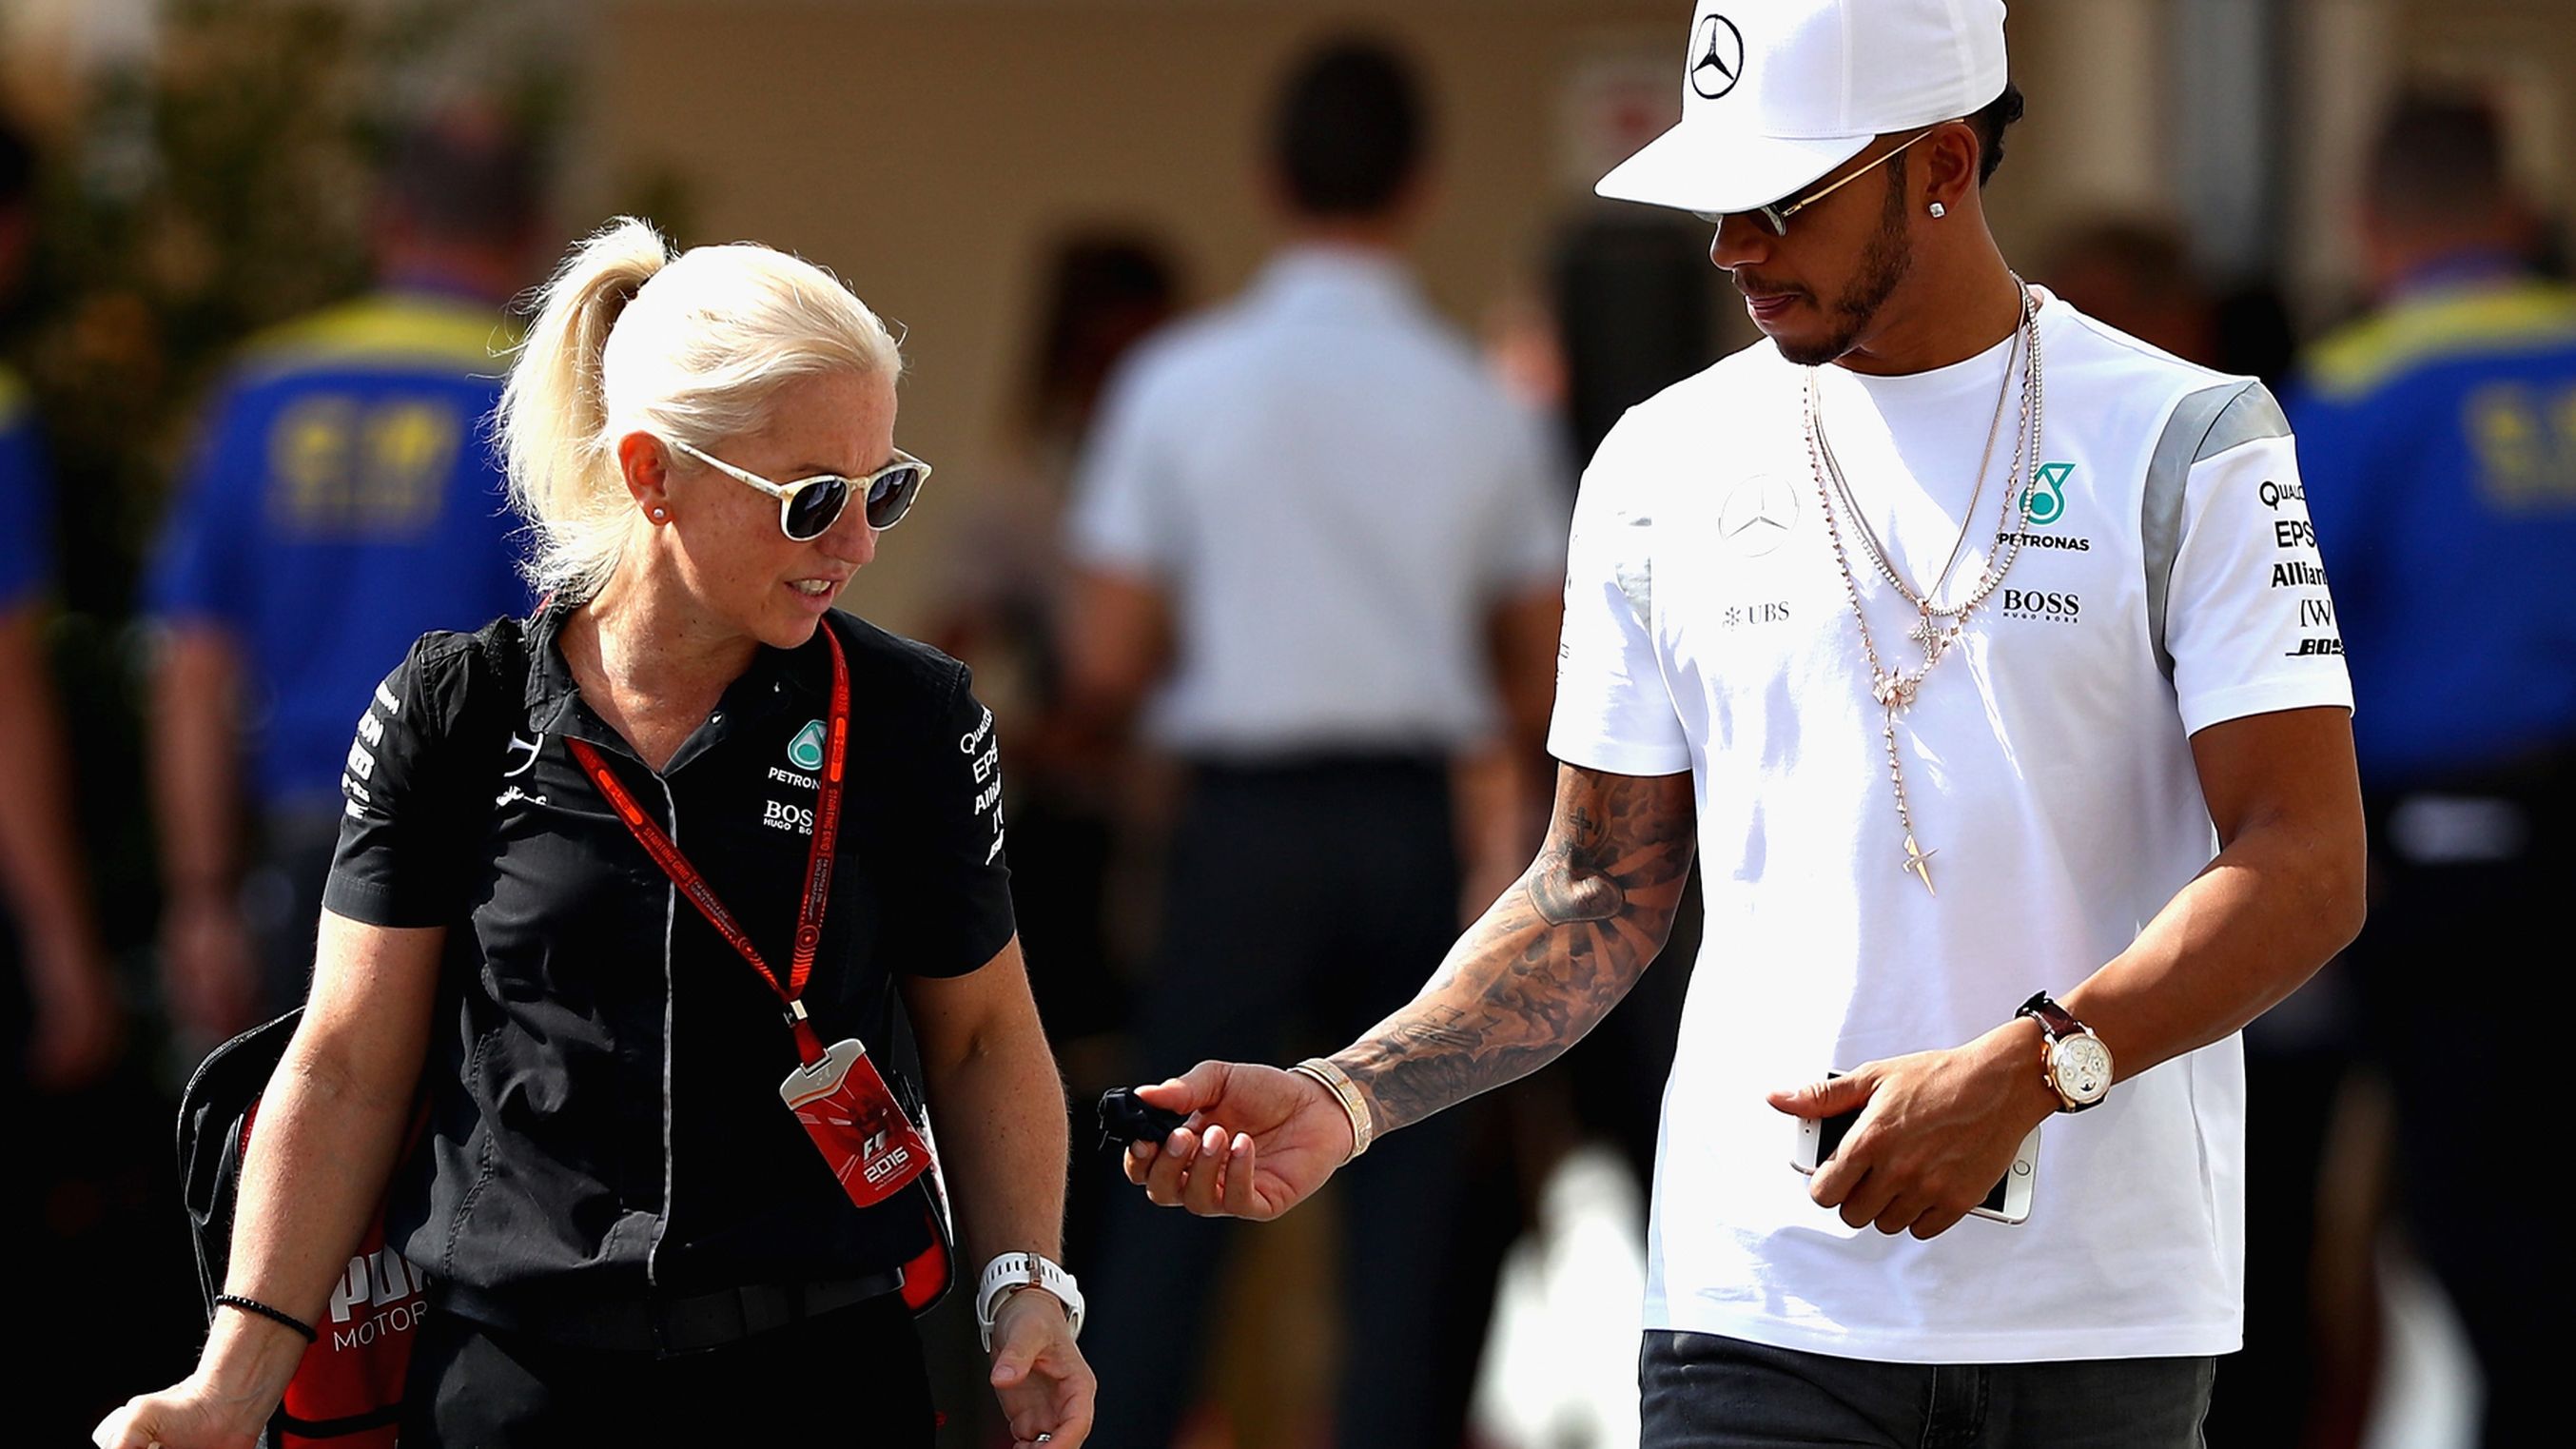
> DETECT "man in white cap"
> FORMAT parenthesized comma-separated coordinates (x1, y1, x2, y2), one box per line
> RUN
(1116, 3, 2364, 1441)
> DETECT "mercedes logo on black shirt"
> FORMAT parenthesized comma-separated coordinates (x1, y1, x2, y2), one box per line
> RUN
(1691, 13, 1745, 101)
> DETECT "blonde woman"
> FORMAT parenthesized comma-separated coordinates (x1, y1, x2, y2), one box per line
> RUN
(97, 219, 1094, 1448)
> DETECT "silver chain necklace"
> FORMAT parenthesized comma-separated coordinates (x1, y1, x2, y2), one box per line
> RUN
(1818, 308, 2021, 626)
(1805, 281, 2045, 895)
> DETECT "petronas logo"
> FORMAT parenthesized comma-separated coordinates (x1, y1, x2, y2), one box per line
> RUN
(2023, 462, 2075, 527)
(788, 720, 827, 773)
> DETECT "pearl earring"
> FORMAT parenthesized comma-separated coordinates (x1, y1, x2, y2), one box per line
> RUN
(650, 506, 669, 522)
(1928, 202, 1947, 219)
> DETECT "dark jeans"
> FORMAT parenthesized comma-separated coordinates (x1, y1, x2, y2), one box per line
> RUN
(399, 1295, 934, 1446)
(1640, 1332, 2214, 1449)
(1084, 755, 1488, 1448)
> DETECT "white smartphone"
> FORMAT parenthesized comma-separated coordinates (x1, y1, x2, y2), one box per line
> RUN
(1789, 1074, 2040, 1225)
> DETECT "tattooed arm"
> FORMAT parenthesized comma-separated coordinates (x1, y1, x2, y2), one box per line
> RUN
(1337, 763, 1695, 1130)
(1124, 764, 1694, 1221)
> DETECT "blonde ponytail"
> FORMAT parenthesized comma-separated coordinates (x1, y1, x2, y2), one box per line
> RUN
(497, 216, 904, 601)
(498, 217, 673, 599)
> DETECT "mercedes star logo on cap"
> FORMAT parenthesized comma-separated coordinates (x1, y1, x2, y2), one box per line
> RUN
(1690, 13, 1745, 101)
(1719, 475, 1799, 557)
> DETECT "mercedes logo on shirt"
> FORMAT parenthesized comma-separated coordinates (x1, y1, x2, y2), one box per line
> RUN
(1690, 13, 1745, 100)
(1718, 475, 1798, 557)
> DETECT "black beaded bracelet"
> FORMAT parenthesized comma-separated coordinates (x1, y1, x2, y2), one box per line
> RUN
(215, 1293, 318, 1343)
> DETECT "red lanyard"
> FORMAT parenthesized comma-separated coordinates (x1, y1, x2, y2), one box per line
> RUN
(568, 625, 850, 1067)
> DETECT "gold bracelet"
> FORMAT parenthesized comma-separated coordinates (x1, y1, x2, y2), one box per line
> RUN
(1289, 1058, 1375, 1162)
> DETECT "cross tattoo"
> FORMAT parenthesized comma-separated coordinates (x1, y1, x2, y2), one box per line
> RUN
(1901, 833, 1939, 895)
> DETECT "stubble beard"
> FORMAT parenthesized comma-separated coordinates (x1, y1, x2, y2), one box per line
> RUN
(1773, 181, 1916, 368)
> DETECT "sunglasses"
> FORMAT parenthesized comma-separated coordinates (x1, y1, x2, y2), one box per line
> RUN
(669, 438, 931, 540)
(1695, 127, 1938, 236)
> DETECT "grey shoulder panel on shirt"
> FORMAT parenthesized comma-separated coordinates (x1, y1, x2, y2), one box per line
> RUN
(2141, 381, 2293, 678)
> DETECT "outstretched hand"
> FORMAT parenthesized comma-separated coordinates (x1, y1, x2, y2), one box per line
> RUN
(1121, 1061, 1355, 1221)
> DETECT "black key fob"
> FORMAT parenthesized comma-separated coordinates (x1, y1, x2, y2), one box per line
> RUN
(1097, 1087, 1191, 1155)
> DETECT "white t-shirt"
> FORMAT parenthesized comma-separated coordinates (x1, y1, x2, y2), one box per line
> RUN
(1067, 246, 1570, 757)
(1549, 296, 2352, 1362)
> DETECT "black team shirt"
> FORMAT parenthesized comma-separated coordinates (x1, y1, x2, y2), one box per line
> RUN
(324, 599, 1014, 1329)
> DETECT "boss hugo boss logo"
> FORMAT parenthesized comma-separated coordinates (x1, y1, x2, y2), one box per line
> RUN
(2000, 588, 2081, 623)
(1719, 600, 1792, 630)
(1690, 13, 1745, 100)
(1718, 475, 1799, 557)
(2259, 479, 2307, 509)
(763, 798, 817, 835)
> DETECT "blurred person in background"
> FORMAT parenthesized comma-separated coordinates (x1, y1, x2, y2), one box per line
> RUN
(0, 112, 121, 1099)
(1064, 36, 1567, 1449)
(2042, 218, 2218, 368)
(141, 112, 539, 1046)
(10, 111, 230, 1447)
(2287, 91, 2576, 1449)
(2050, 212, 2382, 1448)
(98, 218, 1093, 1448)
(929, 232, 1181, 1079)
(1121, 2, 2369, 1444)
(926, 230, 1181, 1447)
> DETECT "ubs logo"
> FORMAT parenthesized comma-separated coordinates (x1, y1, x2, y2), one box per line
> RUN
(1718, 474, 1798, 557)
(1719, 600, 1791, 630)
(1689, 13, 1745, 101)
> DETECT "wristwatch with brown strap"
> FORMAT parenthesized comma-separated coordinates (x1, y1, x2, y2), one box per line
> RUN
(2016, 991, 2114, 1112)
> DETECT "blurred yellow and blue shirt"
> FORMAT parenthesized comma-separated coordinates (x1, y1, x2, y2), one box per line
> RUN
(0, 365, 52, 609)
(2287, 264, 2576, 787)
(144, 288, 536, 810)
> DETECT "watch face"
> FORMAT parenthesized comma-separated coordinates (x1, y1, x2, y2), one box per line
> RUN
(2054, 1035, 2114, 1103)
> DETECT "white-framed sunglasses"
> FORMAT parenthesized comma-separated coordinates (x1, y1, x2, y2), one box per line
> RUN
(1695, 127, 1939, 235)
(669, 437, 931, 539)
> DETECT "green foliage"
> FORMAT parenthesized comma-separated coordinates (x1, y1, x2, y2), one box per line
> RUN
(7, 0, 569, 614)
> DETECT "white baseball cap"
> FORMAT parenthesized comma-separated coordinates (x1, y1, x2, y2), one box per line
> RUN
(1597, 0, 2010, 216)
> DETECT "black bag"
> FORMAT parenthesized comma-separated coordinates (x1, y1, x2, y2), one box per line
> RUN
(179, 1008, 427, 1447)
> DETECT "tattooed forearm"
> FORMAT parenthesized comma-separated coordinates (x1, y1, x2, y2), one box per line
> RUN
(1527, 805, 1623, 923)
(1336, 765, 1695, 1133)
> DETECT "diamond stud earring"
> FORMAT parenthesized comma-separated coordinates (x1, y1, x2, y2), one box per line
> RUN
(1928, 202, 1947, 219)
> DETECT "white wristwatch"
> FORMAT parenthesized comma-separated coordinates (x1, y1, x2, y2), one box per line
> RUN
(976, 1252, 1085, 1350)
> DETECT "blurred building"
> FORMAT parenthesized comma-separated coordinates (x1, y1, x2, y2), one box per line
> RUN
(9, 1, 2573, 638)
